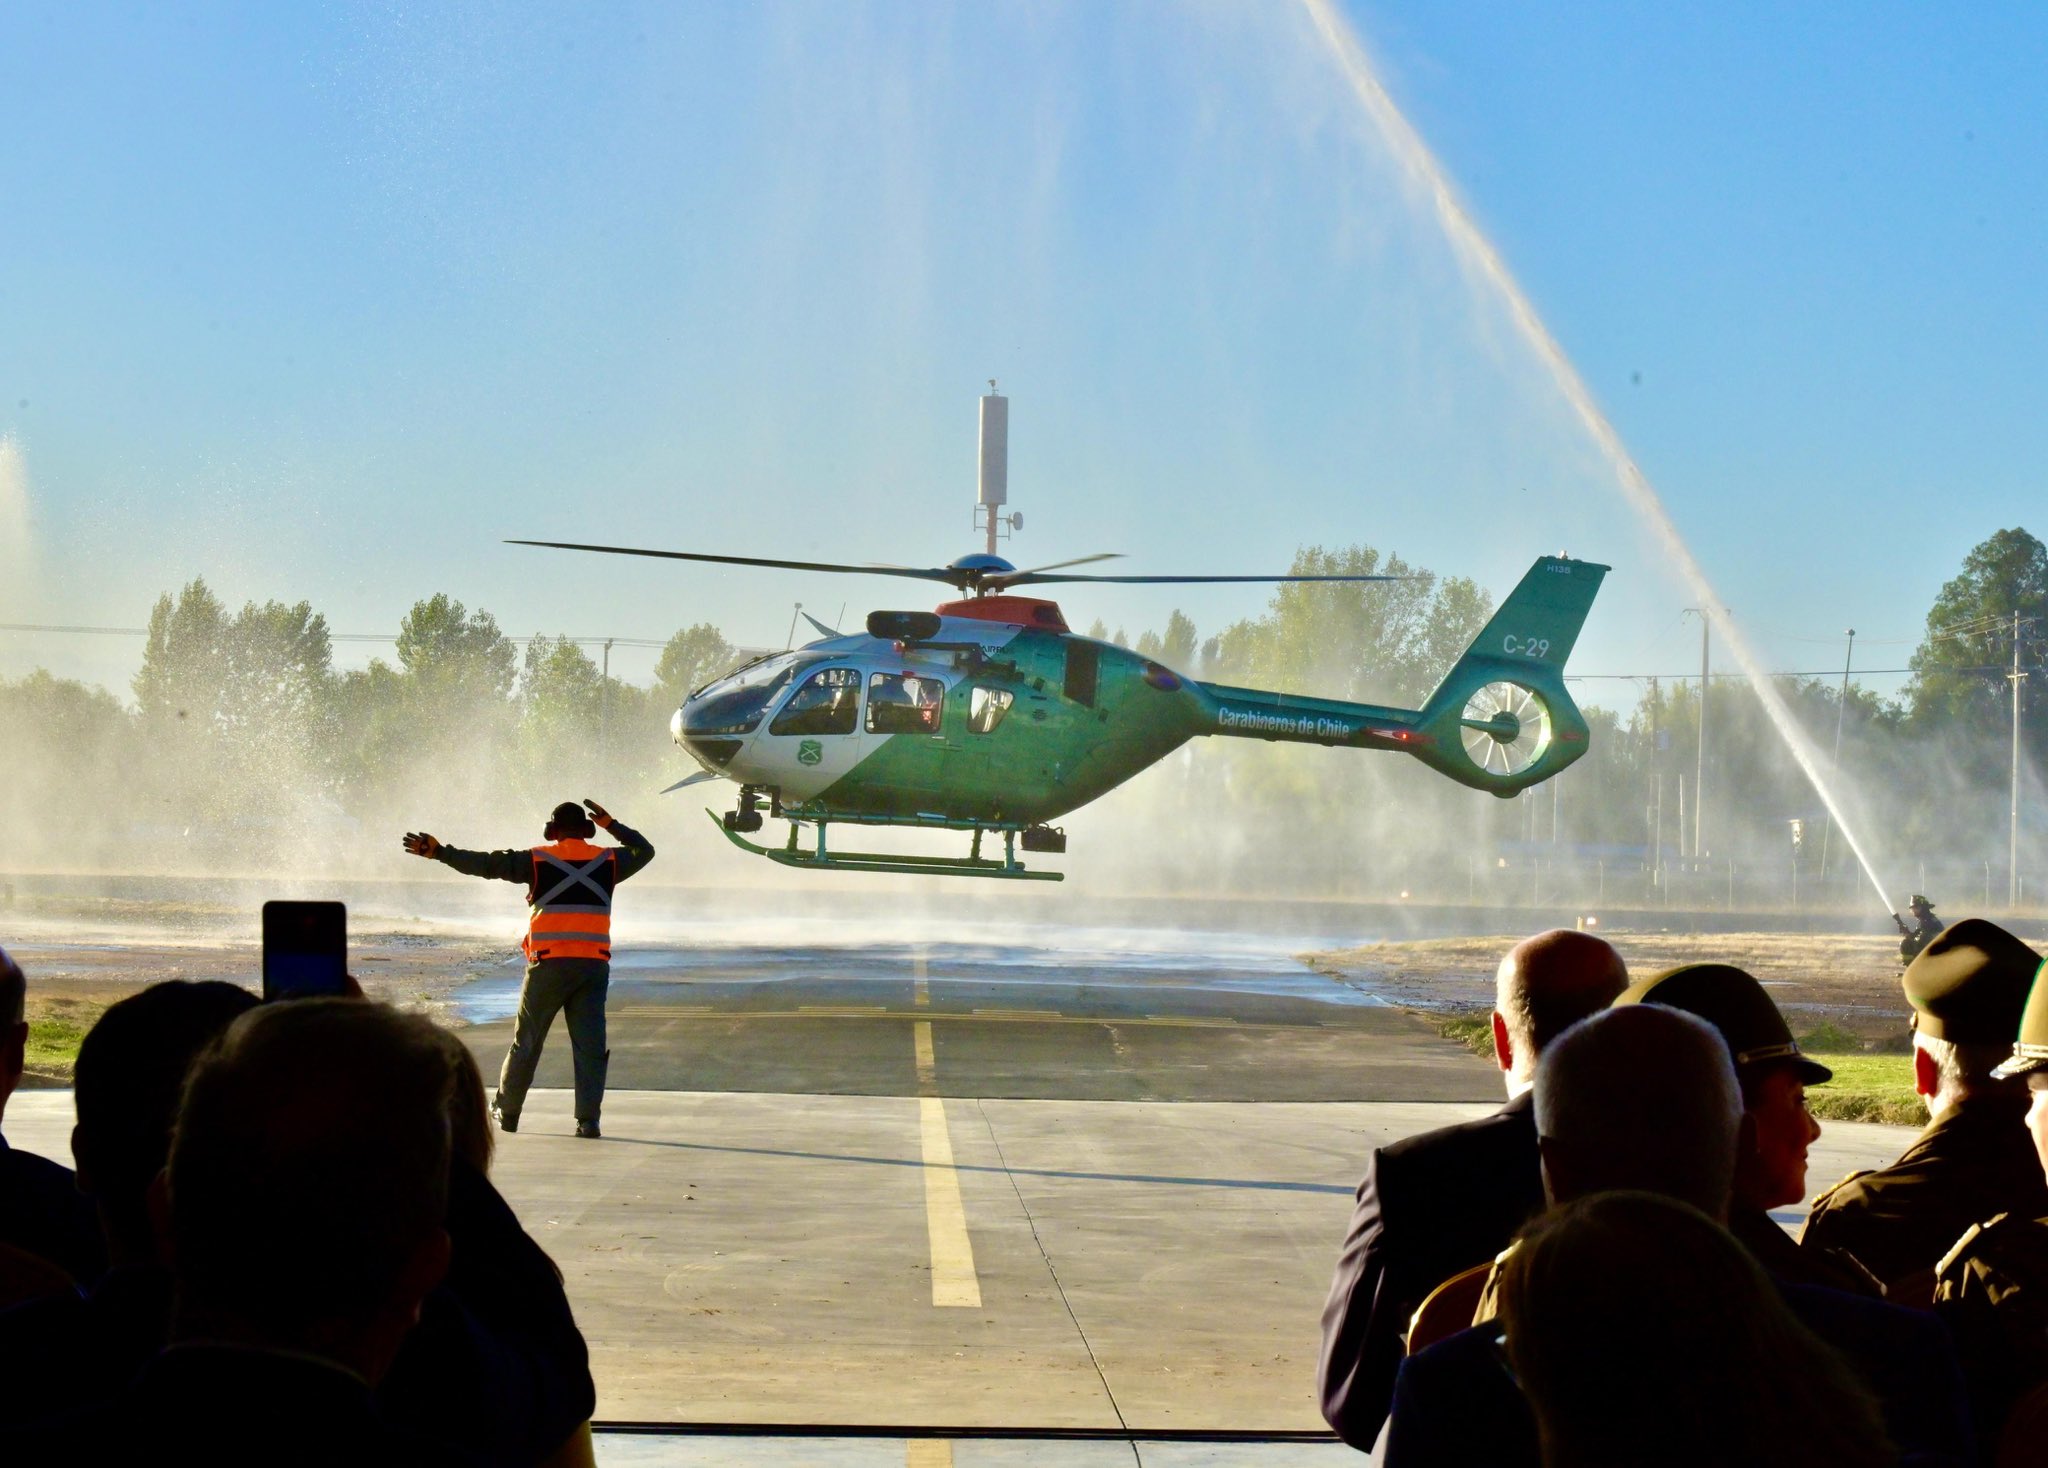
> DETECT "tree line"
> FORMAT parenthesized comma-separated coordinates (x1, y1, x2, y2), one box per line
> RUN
(1, 529, 2041, 899)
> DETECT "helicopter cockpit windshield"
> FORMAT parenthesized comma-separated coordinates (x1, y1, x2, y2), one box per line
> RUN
(682, 653, 818, 736)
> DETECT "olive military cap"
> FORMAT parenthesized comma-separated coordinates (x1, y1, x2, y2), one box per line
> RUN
(1904, 919, 2042, 1044)
(1989, 948, 2048, 1080)
(1614, 963, 1832, 1086)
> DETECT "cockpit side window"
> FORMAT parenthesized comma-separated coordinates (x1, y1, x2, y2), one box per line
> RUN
(867, 672, 945, 735)
(770, 667, 861, 736)
(968, 687, 1014, 734)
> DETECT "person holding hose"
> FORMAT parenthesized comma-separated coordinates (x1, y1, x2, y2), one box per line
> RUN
(403, 799, 654, 1139)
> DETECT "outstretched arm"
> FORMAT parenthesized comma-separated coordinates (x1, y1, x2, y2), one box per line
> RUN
(403, 831, 532, 884)
(583, 798, 656, 881)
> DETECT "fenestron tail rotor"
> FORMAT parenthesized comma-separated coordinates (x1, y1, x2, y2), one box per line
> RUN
(1459, 681, 1554, 778)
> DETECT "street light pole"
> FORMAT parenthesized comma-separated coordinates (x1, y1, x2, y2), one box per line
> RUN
(2013, 611, 2029, 909)
(1819, 629, 1854, 887)
(1682, 608, 1710, 860)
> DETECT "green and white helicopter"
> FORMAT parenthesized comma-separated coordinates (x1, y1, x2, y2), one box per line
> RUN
(511, 538, 1608, 881)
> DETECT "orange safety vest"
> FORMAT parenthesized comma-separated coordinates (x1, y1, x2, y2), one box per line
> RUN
(523, 838, 618, 962)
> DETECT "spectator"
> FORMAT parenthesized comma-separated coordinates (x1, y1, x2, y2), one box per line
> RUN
(1499, 1192, 1892, 1468)
(379, 1028, 597, 1466)
(0, 944, 104, 1293)
(1806, 920, 2048, 1298)
(1933, 956, 2048, 1442)
(1614, 962, 1877, 1294)
(1387, 1005, 1974, 1468)
(12, 998, 462, 1464)
(0, 980, 256, 1425)
(1316, 928, 1627, 1450)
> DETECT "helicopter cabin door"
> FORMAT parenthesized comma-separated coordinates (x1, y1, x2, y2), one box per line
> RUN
(764, 666, 866, 801)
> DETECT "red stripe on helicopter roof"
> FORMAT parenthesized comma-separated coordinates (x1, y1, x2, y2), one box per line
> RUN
(933, 596, 1069, 632)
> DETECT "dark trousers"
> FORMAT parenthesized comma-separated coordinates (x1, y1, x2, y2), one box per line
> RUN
(496, 957, 610, 1124)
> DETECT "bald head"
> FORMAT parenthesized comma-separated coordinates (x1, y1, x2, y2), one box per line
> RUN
(1492, 929, 1630, 1093)
(1534, 1005, 1743, 1220)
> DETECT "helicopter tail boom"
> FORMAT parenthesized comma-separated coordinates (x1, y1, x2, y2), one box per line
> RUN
(1190, 555, 1606, 798)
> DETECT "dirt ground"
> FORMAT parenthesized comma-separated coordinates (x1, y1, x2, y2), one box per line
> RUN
(5, 916, 506, 1084)
(1304, 927, 1918, 1047)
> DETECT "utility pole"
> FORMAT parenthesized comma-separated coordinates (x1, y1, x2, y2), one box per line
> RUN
(1649, 677, 1662, 883)
(1819, 629, 1855, 886)
(1683, 609, 1710, 859)
(2013, 611, 2029, 909)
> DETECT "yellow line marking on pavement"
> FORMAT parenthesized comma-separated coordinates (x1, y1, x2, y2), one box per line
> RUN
(913, 951, 929, 1007)
(973, 1007, 1064, 1019)
(795, 1004, 890, 1014)
(914, 1020, 980, 1308)
(906, 1440, 953, 1468)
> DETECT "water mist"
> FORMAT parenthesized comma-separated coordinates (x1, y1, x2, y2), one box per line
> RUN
(1297, 0, 1897, 915)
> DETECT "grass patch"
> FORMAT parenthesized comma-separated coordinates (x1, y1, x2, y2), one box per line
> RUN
(20, 997, 116, 1083)
(1805, 1051, 1923, 1126)
(1418, 1008, 1496, 1060)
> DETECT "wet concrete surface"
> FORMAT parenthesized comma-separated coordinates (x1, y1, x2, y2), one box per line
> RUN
(457, 942, 1496, 1104)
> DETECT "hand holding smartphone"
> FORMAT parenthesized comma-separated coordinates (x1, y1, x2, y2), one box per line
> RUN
(261, 900, 354, 1001)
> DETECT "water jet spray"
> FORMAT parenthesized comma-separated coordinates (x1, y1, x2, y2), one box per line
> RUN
(1298, 0, 1897, 915)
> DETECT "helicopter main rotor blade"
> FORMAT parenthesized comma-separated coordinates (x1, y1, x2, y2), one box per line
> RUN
(507, 541, 963, 585)
(1003, 571, 1416, 586)
(996, 552, 1125, 579)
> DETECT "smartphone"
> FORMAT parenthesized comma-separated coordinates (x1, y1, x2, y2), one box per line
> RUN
(261, 900, 351, 1001)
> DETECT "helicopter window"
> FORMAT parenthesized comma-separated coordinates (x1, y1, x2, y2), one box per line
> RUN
(967, 687, 1014, 734)
(685, 656, 808, 735)
(770, 667, 861, 736)
(868, 673, 945, 735)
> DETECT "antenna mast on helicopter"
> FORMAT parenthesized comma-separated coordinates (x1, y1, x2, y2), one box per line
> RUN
(976, 381, 1020, 557)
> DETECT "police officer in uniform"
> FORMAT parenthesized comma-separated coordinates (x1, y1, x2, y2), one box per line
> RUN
(1933, 946, 2048, 1443)
(1804, 920, 2048, 1298)
(403, 799, 655, 1139)
(1897, 894, 1946, 965)
(1614, 963, 1879, 1295)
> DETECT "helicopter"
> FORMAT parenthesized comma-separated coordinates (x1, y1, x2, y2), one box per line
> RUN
(512, 538, 1608, 881)
(512, 391, 1608, 881)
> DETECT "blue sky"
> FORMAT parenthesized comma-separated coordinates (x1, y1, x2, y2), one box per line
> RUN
(3, 1, 2042, 708)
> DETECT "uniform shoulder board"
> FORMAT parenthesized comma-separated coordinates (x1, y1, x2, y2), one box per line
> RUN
(1937, 1213, 2010, 1279)
(1808, 1170, 1874, 1211)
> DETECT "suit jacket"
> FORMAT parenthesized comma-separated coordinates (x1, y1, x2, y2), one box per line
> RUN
(1804, 1096, 2048, 1289)
(1317, 1090, 1543, 1450)
(1383, 1277, 1976, 1468)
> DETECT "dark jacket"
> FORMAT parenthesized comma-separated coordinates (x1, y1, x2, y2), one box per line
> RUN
(1317, 1090, 1543, 1450)
(0, 1133, 104, 1289)
(1731, 1204, 1882, 1297)
(1385, 1280, 1975, 1468)
(435, 819, 656, 893)
(7, 1342, 469, 1466)
(1804, 1096, 2048, 1291)
(380, 1161, 595, 1463)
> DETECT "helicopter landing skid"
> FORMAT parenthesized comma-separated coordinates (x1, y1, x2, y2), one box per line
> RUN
(706, 811, 1063, 881)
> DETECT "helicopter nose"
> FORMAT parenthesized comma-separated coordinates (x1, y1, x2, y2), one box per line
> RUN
(670, 706, 686, 747)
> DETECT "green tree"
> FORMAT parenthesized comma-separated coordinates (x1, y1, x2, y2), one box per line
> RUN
(1160, 610, 1198, 671)
(653, 623, 737, 709)
(1908, 527, 2047, 748)
(396, 594, 518, 711)
(134, 579, 227, 723)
